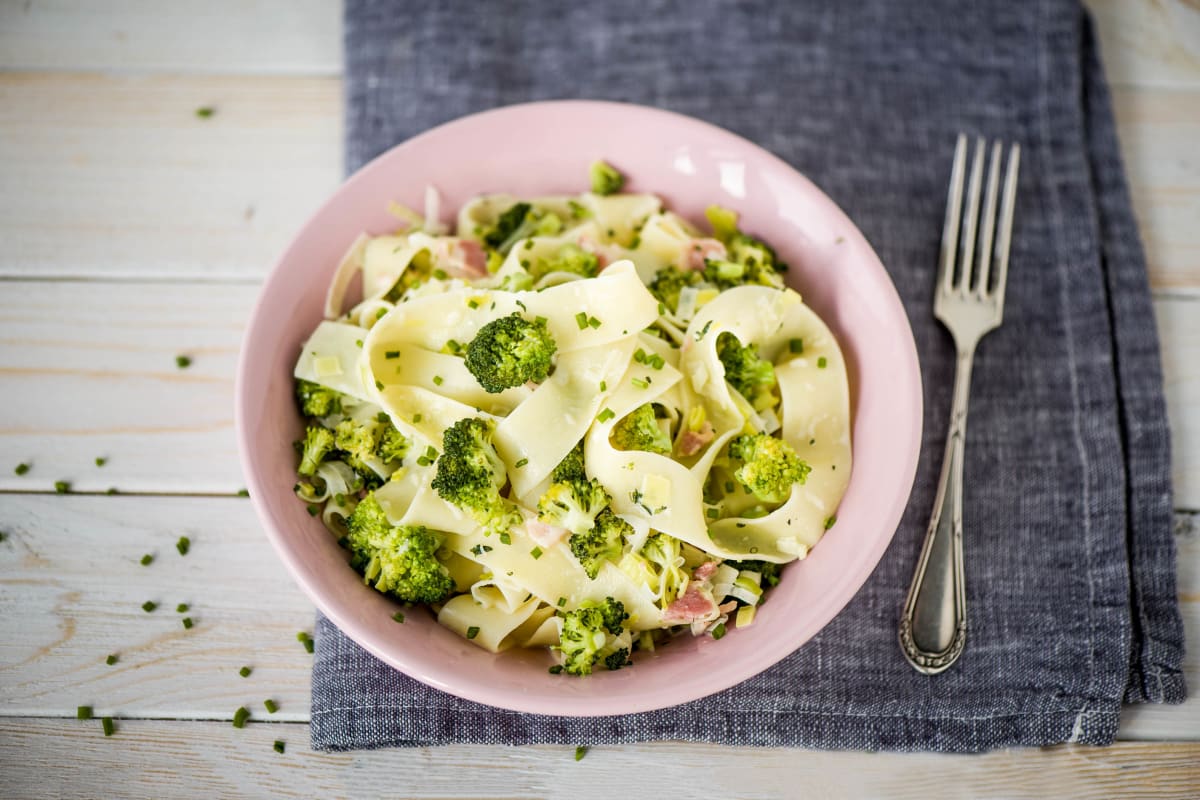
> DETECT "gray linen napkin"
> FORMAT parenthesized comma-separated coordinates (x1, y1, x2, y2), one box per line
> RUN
(310, 0, 1186, 751)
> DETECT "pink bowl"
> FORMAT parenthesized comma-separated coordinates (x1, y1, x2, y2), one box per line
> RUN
(236, 100, 922, 716)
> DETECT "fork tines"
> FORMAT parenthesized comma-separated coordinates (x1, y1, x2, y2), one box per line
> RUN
(939, 134, 1020, 302)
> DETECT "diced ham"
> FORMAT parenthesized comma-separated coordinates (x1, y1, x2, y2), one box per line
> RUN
(684, 238, 727, 271)
(693, 561, 720, 582)
(718, 600, 738, 615)
(676, 421, 715, 456)
(663, 585, 718, 624)
(454, 239, 488, 276)
(525, 519, 569, 549)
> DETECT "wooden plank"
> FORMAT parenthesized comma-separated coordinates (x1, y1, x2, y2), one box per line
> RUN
(0, 0, 342, 75)
(1085, 0, 1200, 89)
(0, 719, 1197, 799)
(1155, 298, 1200, 511)
(0, 73, 342, 281)
(1111, 86, 1200, 295)
(0, 281, 258, 494)
(0, 495, 1196, 738)
(0, 495, 315, 719)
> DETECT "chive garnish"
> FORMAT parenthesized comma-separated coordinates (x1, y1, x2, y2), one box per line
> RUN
(176, 536, 190, 556)
(824, 515, 837, 530)
(557, 597, 566, 607)
(515, 458, 528, 468)
(182, 617, 194, 629)
(432, 375, 444, 386)
(413, 413, 422, 423)
(575, 312, 589, 330)
(597, 408, 615, 423)
(499, 532, 511, 545)
(530, 547, 543, 560)
(549, 665, 563, 674)
(599, 381, 607, 391)
(175, 355, 192, 369)
(77, 706, 93, 720)
(468, 299, 480, 309)
(54, 481, 70, 494)
(587, 316, 601, 329)
(631, 378, 649, 389)
(102, 717, 115, 736)
(195, 106, 215, 118)
(385, 350, 400, 359)
(232, 707, 250, 728)
(392, 611, 405, 623)
(817, 356, 828, 369)
(535, 315, 548, 325)
(296, 631, 314, 653)
(142, 601, 157, 613)
(789, 338, 804, 354)
(306, 504, 319, 516)
(14, 463, 30, 476)
(273, 740, 286, 754)
(107, 487, 119, 495)
(140, 554, 153, 566)
(264, 699, 278, 714)
(466, 626, 480, 640)
(239, 666, 252, 678)
(95, 457, 107, 467)
(712, 623, 727, 640)
(575, 746, 588, 761)
(355, 339, 363, 348)
(236, 488, 249, 497)
(106, 654, 118, 666)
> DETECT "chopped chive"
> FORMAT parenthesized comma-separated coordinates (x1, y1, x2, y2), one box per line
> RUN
(304, 640, 314, 654)
(412, 413, 422, 423)
(824, 515, 837, 530)
(296, 631, 314, 653)
(77, 706, 93, 720)
(549, 665, 563, 674)
(176, 603, 189, 613)
(432, 375, 444, 386)
(587, 316, 601, 329)
(515, 458, 529, 469)
(658, 302, 668, 316)
(557, 597, 567, 607)
(232, 706, 250, 728)
(175, 536, 190, 556)
(142, 601, 157, 613)
(433, 268, 448, 280)
(175, 355, 192, 369)
(597, 408, 615, 423)
(355, 339, 363, 348)
(239, 666, 252, 678)
(54, 481, 70, 494)
(575, 745, 588, 761)
(140, 554, 153, 566)
(468, 299, 480, 309)
(575, 312, 589, 330)
(648, 355, 665, 370)
(392, 611, 405, 623)
(466, 626, 480, 640)
(706, 508, 720, 519)
(499, 532, 511, 545)
(695, 320, 713, 340)
(515, 300, 527, 312)
(599, 381, 607, 391)
(631, 378, 649, 389)
(376, 412, 389, 423)
(0, 531, 5, 542)
(195, 106, 215, 118)
(817, 356, 828, 369)
(530, 547, 543, 560)
(385, 350, 400, 359)
(236, 488, 249, 497)
(470, 544, 492, 556)
(375, 380, 384, 390)
(264, 699, 278, 714)
(634, 349, 647, 363)
(107, 487, 119, 495)
(376, 307, 388, 319)
(789, 338, 804, 354)
(14, 463, 30, 476)
(95, 457, 107, 467)
(273, 740, 286, 754)
(306, 504, 319, 516)
(724, 480, 736, 494)
(712, 623, 727, 640)
(102, 717, 115, 736)
(534, 315, 548, 325)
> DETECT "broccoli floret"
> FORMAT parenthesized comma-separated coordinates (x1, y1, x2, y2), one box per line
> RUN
(703, 234, 785, 291)
(728, 433, 811, 504)
(557, 597, 629, 676)
(551, 441, 587, 484)
(609, 403, 672, 455)
(589, 160, 624, 196)
(298, 425, 336, 477)
(464, 313, 557, 394)
(345, 494, 455, 604)
(724, 558, 783, 588)
(296, 379, 343, 418)
(538, 477, 611, 536)
(530, 243, 599, 282)
(481, 202, 532, 253)
(568, 507, 631, 579)
(705, 205, 739, 243)
(716, 333, 778, 412)
(647, 265, 705, 314)
(431, 417, 522, 535)
(603, 648, 631, 671)
(377, 425, 409, 463)
(334, 417, 410, 470)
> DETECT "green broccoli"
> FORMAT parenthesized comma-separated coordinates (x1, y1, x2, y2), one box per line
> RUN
(704, 205, 739, 243)
(334, 416, 410, 471)
(296, 379, 343, 418)
(700, 205, 786, 290)
(716, 333, 778, 412)
(557, 597, 629, 676)
(529, 243, 599, 282)
(481, 202, 532, 253)
(431, 417, 522, 536)
(345, 494, 455, 604)
(464, 313, 557, 394)
(551, 441, 587, 484)
(620, 532, 687, 609)
(568, 508, 631, 579)
(298, 425, 335, 477)
(589, 160, 624, 196)
(647, 265, 705, 314)
(538, 477, 610, 536)
(609, 403, 672, 455)
(728, 433, 811, 504)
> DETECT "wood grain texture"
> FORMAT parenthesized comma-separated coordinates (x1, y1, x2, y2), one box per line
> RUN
(0, 0, 342, 75)
(0, 495, 1195, 737)
(1155, 298, 1200, 511)
(1, 719, 1198, 800)
(0, 73, 342, 281)
(1085, 0, 1200, 89)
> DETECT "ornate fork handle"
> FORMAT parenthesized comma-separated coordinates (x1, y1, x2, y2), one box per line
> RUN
(899, 347, 973, 674)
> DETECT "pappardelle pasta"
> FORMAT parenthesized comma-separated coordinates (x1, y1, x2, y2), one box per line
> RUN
(292, 162, 851, 676)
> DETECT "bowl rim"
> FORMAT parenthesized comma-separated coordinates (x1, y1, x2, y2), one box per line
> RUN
(235, 99, 923, 716)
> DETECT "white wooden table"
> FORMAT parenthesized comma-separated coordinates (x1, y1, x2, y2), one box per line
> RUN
(0, 2, 1196, 796)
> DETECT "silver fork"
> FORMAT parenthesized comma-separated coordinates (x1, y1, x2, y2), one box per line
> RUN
(899, 134, 1021, 675)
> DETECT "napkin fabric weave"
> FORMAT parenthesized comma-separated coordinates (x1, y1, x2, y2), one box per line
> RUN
(312, 0, 1186, 752)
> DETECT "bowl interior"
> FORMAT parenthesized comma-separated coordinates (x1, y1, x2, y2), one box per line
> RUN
(236, 100, 922, 715)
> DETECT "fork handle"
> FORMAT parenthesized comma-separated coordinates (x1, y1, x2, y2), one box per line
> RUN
(899, 346, 973, 674)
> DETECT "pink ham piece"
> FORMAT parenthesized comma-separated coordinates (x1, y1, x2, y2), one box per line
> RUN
(692, 561, 720, 582)
(718, 600, 738, 615)
(453, 239, 488, 276)
(676, 421, 715, 456)
(525, 519, 569, 549)
(683, 238, 727, 271)
(663, 584, 718, 624)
